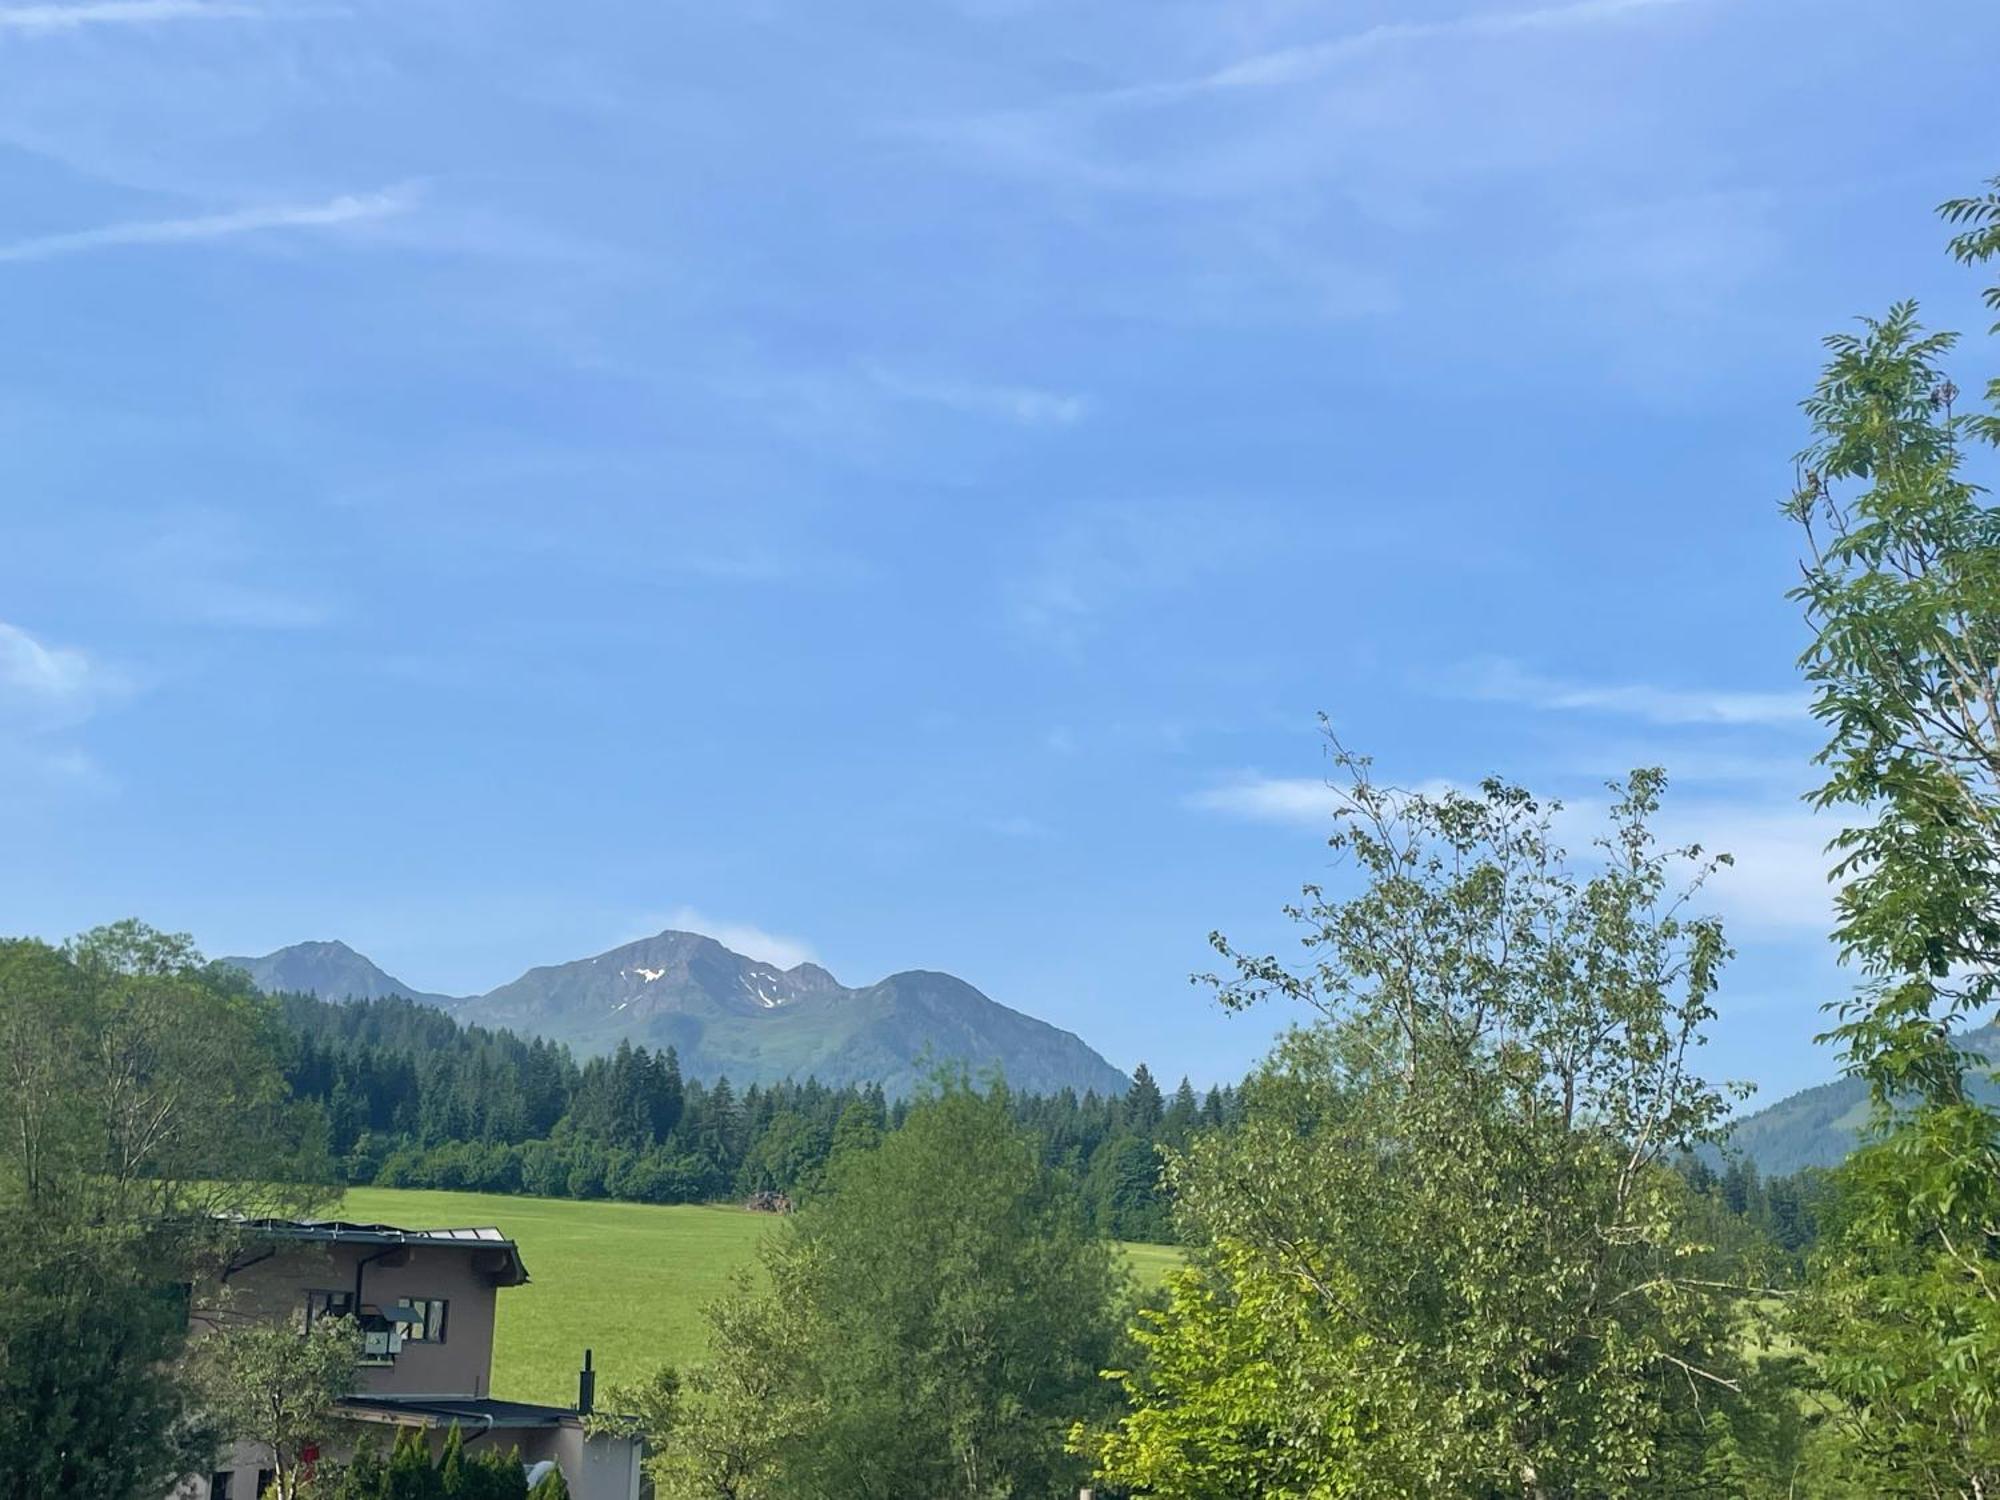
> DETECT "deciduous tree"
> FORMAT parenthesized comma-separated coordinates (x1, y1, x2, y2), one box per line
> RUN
(633, 1082, 1128, 1499)
(1783, 177, 2000, 1495)
(196, 1313, 362, 1499)
(1082, 752, 1792, 1496)
(0, 924, 332, 1495)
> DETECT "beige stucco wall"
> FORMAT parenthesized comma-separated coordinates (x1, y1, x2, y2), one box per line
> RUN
(171, 1439, 271, 1499)
(398, 1422, 638, 1496)
(198, 1238, 503, 1398)
(545, 1427, 645, 1500)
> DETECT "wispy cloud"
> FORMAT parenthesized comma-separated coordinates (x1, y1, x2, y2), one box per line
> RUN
(1190, 765, 1840, 934)
(1663, 802, 1838, 935)
(1188, 774, 1343, 826)
(1456, 658, 1807, 728)
(1107, 0, 1697, 107)
(1554, 794, 1840, 937)
(1188, 772, 1463, 828)
(0, 186, 415, 265)
(912, 0, 1708, 224)
(651, 906, 821, 971)
(865, 365, 1089, 427)
(1, 620, 93, 706)
(0, 0, 259, 31)
(0, 619, 119, 729)
(1543, 792, 1840, 936)
(0, 621, 123, 806)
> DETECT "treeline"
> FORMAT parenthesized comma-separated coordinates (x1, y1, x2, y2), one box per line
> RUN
(1683, 1153, 1829, 1258)
(277, 993, 1232, 1241)
(0, 924, 337, 1495)
(276, 986, 1829, 1254)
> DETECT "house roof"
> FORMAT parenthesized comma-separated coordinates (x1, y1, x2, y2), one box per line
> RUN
(228, 1217, 531, 1285)
(338, 1395, 581, 1431)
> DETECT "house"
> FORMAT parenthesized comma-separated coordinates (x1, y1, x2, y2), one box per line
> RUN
(188, 1217, 644, 1500)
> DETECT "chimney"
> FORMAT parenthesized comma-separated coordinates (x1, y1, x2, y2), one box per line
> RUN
(578, 1348, 596, 1416)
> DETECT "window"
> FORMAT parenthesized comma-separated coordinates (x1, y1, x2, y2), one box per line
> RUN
(304, 1290, 354, 1328)
(403, 1297, 449, 1344)
(256, 1471, 275, 1497)
(209, 1475, 233, 1500)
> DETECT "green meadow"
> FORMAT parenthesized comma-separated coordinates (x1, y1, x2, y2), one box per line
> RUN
(341, 1186, 1180, 1405)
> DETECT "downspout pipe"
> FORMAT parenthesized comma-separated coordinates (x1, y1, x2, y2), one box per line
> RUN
(354, 1245, 398, 1315)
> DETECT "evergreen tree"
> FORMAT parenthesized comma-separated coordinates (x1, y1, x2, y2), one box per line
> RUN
(1085, 1133, 1171, 1242)
(1121, 1063, 1164, 1134)
(828, 1099, 882, 1164)
(386, 1425, 441, 1500)
(1161, 1077, 1199, 1146)
(649, 1047, 685, 1141)
(437, 1425, 466, 1495)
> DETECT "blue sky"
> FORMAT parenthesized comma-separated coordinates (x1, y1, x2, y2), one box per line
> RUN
(3, 0, 1997, 1103)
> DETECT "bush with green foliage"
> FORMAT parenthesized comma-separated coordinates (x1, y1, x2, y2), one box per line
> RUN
(305, 1425, 542, 1500)
(626, 1081, 1129, 1499)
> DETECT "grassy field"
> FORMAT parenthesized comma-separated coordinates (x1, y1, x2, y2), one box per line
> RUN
(1119, 1239, 1183, 1285)
(342, 1186, 1180, 1405)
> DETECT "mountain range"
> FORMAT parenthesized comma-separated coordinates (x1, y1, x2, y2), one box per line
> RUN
(221, 931, 1131, 1099)
(225, 934, 1998, 1168)
(221, 939, 459, 1010)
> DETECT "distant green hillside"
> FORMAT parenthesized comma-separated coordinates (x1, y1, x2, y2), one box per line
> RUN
(1725, 1023, 2000, 1176)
